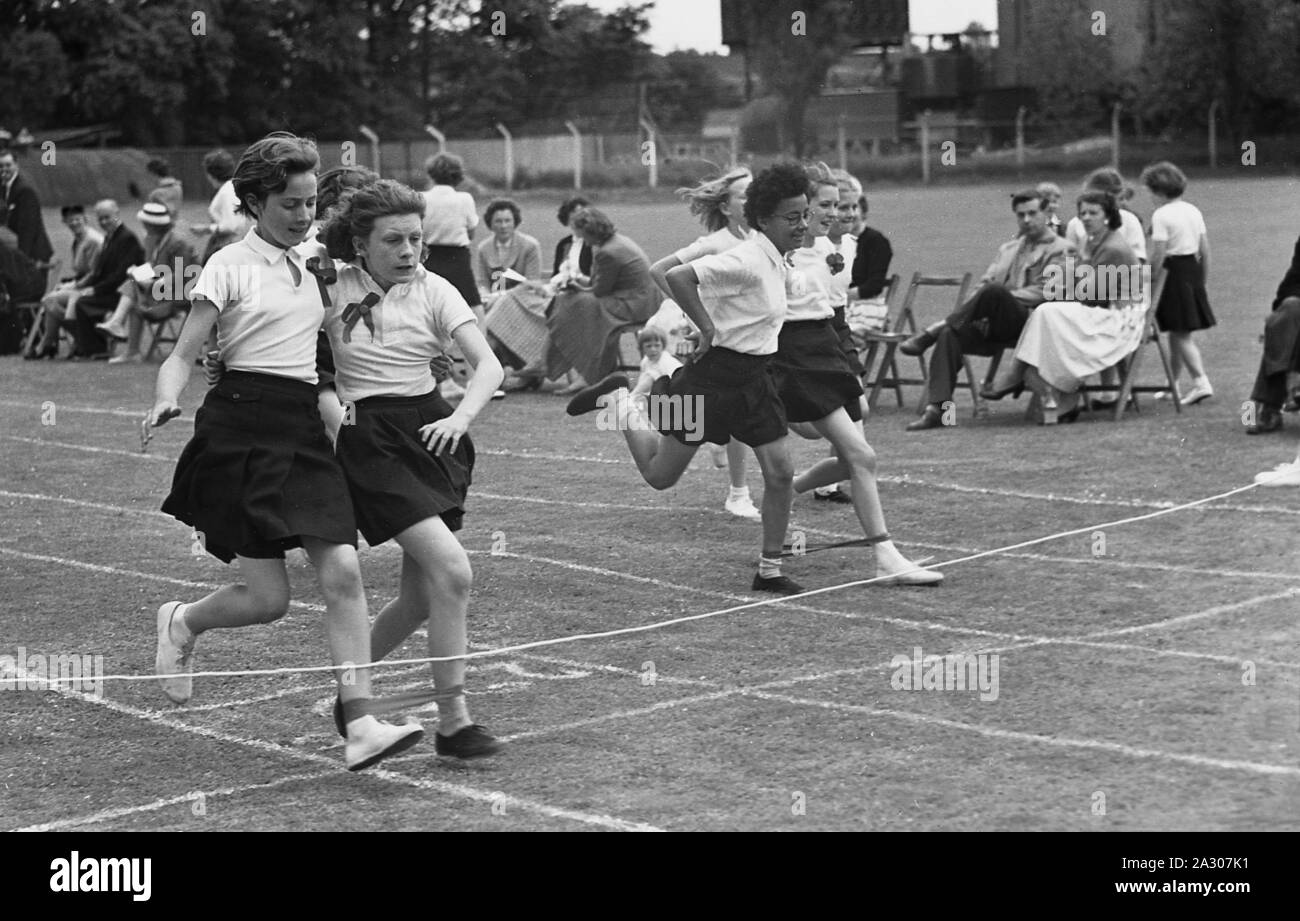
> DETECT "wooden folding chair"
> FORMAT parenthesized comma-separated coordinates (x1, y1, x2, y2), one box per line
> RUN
(18, 258, 62, 355)
(860, 272, 990, 415)
(1077, 267, 1178, 421)
(141, 304, 189, 361)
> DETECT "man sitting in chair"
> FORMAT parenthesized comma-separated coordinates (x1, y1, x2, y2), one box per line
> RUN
(1244, 236, 1300, 434)
(899, 189, 1071, 431)
(96, 202, 197, 363)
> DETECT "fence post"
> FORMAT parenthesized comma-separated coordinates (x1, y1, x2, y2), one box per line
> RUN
(1110, 103, 1121, 169)
(1208, 99, 1220, 169)
(359, 125, 380, 175)
(564, 121, 582, 190)
(495, 122, 514, 190)
(730, 127, 739, 168)
(423, 124, 446, 154)
(639, 116, 658, 188)
(836, 113, 847, 173)
(1015, 105, 1027, 173)
(920, 110, 931, 185)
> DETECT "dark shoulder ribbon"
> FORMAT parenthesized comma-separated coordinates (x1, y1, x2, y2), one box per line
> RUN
(305, 256, 338, 307)
(340, 292, 381, 342)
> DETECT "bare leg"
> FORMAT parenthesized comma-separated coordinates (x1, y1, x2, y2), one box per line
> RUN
(300, 538, 374, 702)
(182, 556, 292, 633)
(749, 438, 795, 557)
(608, 387, 700, 488)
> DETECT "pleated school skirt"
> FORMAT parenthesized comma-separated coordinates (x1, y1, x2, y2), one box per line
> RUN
(771, 319, 865, 423)
(334, 389, 474, 546)
(1156, 254, 1216, 333)
(655, 347, 787, 448)
(161, 371, 357, 564)
(423, 245, 482, 307)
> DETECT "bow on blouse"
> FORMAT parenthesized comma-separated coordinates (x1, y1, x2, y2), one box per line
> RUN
(305, 256, 337, 307)
(341, 292, 381, 342)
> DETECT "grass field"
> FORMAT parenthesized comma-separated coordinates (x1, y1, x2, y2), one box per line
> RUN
(3, 174, 1300, 832)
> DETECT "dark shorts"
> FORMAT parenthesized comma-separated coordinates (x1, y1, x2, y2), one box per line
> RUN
(423, 244, 482, 307)
(335, 390, 474, 546)
(161, 371, 358, 564)
(771, 319, 865, 423)
(655, 347, 787, 448)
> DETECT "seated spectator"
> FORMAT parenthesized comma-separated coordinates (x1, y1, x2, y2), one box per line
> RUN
(0, 225, 44, 303)
(898, 189, 1071, 431)
(0, 149, 54, 265)
(1064, 168, 1146, 262)
(544, 207, 658, 388)
(146, 158, 184, 217)
(844, 189, 894, 343)
(980, 190, 1144, 421)
(67, 199, 145, 359)
(25, 204, 107, 359)
(551, 195, 592, 285)
(1037, 182, 1064, 237)
(473, 199, 542, 297)
(1244, 242, 1300, 434)
(95, 202, 198, 363)
(191, 149, 248, 264)
(481, 198, 561, 391)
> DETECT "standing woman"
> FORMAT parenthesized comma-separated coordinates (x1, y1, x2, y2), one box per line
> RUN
(647, 168, 761, 521)
(146, 133, 423, 771)
(420, 153, 480, 312)
(191, 149, 249, 265)
(317, 180, 505, 757)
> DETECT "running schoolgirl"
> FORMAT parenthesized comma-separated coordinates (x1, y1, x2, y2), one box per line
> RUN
(647, 168, 762, 521)
(145, 132, 423, 771)
(315, 179, 505, 758)
(566, 162, 810, 594)
(775, 164, 942, 586)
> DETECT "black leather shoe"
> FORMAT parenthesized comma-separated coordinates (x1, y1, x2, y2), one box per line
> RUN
(1247, 406, 1283, 434)
(898, 330, 937, 357)
(565, 373, 629, 416)
(435, 724, 503, 759)
(905, 406, 945, 431)
(813, 488, 853, 504)
(979, 380, 1024, 402)
(751, 573, 806, 595)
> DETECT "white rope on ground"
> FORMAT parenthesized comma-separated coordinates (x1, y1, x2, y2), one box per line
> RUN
(2, 476, 1279, 688)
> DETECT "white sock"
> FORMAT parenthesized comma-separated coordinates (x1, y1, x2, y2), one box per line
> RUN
(758, 554, 782, 579)
(172, 603, 194, 643)
(728, 486, 750, 502)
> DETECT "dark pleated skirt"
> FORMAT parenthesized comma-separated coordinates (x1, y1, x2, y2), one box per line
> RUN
(771, 319, 865, 423)
(423, 244, 482, 306)
(161, 371, 357, 564)
(1156, 254, 1216, 333)
(830, 305, 865, 375)
(656, 347, 787, 448)
(334, 390, 474, 546)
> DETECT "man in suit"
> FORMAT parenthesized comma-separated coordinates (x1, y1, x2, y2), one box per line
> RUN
(899, 189, 1071, 431)
(69, 199, 145, 358)
(0, 150, 54, 265)
(1245, 237, 1300, 434)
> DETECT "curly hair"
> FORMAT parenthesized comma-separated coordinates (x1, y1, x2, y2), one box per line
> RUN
(202, 149, 236, 183)
(676, 168, 751, 233)
(1140, 160, 1188, 199)
(425, 153, 465, 187)
(743, 162, 809, 229)
(557, 195, 590, 227)
(1080, 167, 1132, 201)
(146, 158, 172, 178)
(317, 166, 379, 220)
(484, 198, 522, 228)
(1076, 190, 1122, 230)
(570, 206, 615, 245)
(320, 179, 425, 263)
(232, 132, 319, 218)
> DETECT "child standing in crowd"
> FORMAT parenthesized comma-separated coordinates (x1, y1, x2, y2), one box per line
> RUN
(1141, 160, 1216, 405)
(146, 132, 423, 772)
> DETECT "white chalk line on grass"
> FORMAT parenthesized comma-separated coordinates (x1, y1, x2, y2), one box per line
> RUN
(12, 771, 336, 832)
(6, 428, 1300, 519)
(0, 660, 663, 833)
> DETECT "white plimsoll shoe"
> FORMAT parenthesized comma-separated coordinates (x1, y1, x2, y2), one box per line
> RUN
(1179, 380, 1214, 406)
(724, 495, 762, 520)
(155, 602, 195, 704)
(876, 562, 944, 586)
(1154, 389, 1180, 401)
(1255, 461, 1300, 487)
(345, 715, 425, 771)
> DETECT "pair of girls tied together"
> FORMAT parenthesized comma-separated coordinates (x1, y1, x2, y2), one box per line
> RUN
(145, 132, 504, 770)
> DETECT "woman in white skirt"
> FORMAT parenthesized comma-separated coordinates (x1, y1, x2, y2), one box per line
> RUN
(982, 190, 1144, 421)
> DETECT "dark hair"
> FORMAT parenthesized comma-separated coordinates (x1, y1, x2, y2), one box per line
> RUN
(320, 179, 425, 263)
(146, 158, 171, 178)
(202, 149, 236, 183)
(317, 166, 379, 219)
(425, 153, 464, 186)
(557, 195, 590, 226)
(60, 204, 85, 219)
(637, 326, 667, 350)
(1010, 189, 1046, 211)
(233, 132, 319, 218)
(571, 206, 615, 244)
(1140, 160, 1188, 199)
(484, 198, 522, 228)
(744, 162, 809, 228)
(1076, 190, 1122, 230)
(1081, 166, 1129, 199)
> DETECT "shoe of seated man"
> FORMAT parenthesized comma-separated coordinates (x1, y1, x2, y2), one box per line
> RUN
(898, 328, 938, 357)
(344, 715, 425, 771)
(906, 405, 946, 431)
(1255, 460, 1300, 487)
(1246, 405, 1283, 435)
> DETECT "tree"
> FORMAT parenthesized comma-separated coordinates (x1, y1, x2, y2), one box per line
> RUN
(0, 30, 68, 131)
(729, 0, 864, 155)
